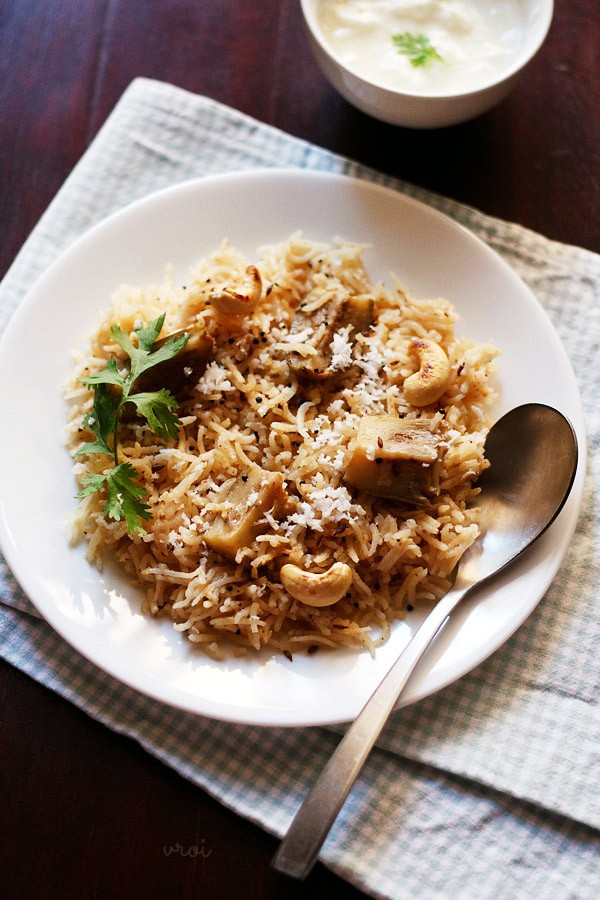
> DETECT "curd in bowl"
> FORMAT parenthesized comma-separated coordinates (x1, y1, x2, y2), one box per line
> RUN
(301, 0, 554, 127)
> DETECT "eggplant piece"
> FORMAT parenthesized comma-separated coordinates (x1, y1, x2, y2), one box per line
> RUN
(288, 294, 373, 381)
(344, 415, 441, 505)
(204, 467, 290, 561)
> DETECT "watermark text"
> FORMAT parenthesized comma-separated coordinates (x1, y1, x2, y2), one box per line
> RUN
(162, 840, 212, 859)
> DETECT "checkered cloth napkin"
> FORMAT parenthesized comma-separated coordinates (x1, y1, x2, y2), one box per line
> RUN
(2, 79, 600, 898)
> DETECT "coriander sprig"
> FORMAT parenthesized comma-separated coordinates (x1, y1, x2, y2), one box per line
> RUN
(74, 314, 190, 535)
(392, 32, 445, 68)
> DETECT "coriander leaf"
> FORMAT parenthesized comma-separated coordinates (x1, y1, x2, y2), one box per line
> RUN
(135, 314, 166, 352)
(392, 32, 445, 68)
(80, 356, 126, 389)
(125, 389, 182, 441)
(110, 322, 138, 365)
(76, 472, 109, 498)
(80, 463, 151, 535)
(73, 382, 119, 458)
(74, 313, 192, 535)
(107, 462, 148, 502)
(111, 315, 190, 385)
(73, 435, 114, 458)
(134, 331, 191, 381)
(104, 463, 152, 535)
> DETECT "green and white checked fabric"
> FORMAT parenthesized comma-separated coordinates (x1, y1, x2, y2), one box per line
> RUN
(2, 78, 600, 898)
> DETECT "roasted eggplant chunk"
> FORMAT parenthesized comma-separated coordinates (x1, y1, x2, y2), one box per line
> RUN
(344, 415, 441, 505)
(205, 467, 290, 560)
(288, 293, 373, 381)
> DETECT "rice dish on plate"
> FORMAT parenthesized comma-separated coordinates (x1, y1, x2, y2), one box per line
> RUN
(66, 234, 498, 659)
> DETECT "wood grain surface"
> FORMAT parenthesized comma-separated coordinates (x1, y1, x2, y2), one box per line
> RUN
(1, 2, 598, 898)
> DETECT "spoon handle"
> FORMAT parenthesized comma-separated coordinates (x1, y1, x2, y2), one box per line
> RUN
(272, 581, 471, 880)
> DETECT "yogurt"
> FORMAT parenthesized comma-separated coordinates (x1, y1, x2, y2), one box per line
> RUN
(316, 0, 526, 95)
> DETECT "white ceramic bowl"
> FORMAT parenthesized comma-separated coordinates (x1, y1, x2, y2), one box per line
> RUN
(300, 0, 554, 128)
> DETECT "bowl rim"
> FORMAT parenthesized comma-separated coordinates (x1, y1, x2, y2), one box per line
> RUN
(300, 0, 554, 101)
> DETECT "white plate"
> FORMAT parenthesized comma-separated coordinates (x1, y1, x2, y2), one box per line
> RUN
(0, 169, 586, 726)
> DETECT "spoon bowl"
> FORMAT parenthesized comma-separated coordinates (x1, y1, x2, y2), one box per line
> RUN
(273, 403, 578, 879)
(457, 403, 578, 588)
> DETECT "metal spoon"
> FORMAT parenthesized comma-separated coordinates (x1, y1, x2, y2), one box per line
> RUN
(272, 403, 578, 880)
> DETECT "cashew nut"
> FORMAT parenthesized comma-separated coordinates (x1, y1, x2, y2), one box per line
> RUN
(280, 561, 353, 607)
(403, 338, 451, 407)
(210, 265, 262, 316)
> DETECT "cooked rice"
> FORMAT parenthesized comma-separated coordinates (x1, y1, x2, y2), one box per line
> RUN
(65, 234, 498, 659)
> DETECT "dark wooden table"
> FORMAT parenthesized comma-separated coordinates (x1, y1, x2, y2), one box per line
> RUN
(1, 2, 598, 898)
